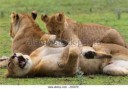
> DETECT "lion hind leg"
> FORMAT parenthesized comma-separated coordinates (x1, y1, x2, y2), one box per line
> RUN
(103, 60, 128, 76)
(101, 29, 127, 47)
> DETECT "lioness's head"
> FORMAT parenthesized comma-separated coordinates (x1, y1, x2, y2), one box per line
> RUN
(10, 11, 37, 38)
(6, 53, 32, 78)
(41, 13, 65, 38)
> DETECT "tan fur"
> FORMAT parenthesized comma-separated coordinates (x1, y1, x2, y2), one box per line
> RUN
(6, 34, 128, 77)
(0, 59, 8, 68)
(10, 12, 45, 55)
(93, 43, 128, 55)
(6, 41, 128, 77)
(6, 35, 80, 77)
(41, 13, 127, 47)
(6, 45, 80, 77)
(40, 34, 56, 44)
(79, 44, 128, 75)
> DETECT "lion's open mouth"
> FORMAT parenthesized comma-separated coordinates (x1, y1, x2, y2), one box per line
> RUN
(18, 56, 27, 69)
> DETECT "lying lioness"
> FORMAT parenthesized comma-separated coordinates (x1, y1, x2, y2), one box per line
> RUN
(6, 37, 128, 77)
(41, 13, 127, 47)
(6, 40, 80, 77)
(10, 11, 45, 55)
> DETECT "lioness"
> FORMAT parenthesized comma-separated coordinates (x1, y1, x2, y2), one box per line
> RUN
(6, 40, 81, 77)
(10, 11, 45, 55)
(6, 38, 128, 77)
(41, 13, 127, 47)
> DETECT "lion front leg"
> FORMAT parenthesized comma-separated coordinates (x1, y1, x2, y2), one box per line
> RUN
(57, 46, 70, 68)
(64, 45, 80, 76)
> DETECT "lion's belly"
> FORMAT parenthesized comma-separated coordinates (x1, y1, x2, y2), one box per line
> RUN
(30, 46, 70, 76)
(38, 46, 66, 57)
(34, 53, 65, 76)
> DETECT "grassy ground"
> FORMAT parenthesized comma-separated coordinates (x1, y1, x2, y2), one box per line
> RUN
(0, 0, 128, 85)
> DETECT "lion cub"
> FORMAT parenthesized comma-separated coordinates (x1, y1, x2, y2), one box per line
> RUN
(41, 13, 127, 47)
(10, 11, 45, 55)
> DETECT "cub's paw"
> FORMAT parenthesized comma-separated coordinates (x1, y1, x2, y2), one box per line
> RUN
(40, 34, 56, 44)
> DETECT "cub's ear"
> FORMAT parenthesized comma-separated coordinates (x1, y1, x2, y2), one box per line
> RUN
(31, 11, 37, 20)
(41, 14, 49, 23)
(57, 12, 64, 22)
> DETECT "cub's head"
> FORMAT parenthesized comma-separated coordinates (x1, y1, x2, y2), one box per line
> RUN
(6, 53, 32, 78)
(41, 13, 65, 38)
(10, 11, 37, 38)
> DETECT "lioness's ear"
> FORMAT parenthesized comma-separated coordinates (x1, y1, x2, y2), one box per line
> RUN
(41, 14, 49, 23)
(11, 12, 19, 21)
(31, 11, 37, 20)
(15, 14, 19, 20)
(57, 13, 64, 22)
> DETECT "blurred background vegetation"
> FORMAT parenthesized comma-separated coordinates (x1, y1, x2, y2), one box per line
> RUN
(0, 0, 128, 84)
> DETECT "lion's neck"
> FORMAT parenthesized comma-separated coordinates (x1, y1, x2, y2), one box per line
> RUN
(61, 19, 79, 42)
(64, 18, 77, 31)
(13, 25, 28, 40)
(12, 24, 44, 55)
(13, 24, 44, 40)
(26, 47, 45, 77)
(32, 24, 45, 38)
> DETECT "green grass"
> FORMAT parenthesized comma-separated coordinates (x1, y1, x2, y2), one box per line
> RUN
(1, 68, 128, 85)
(0, 0, 128, 85)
